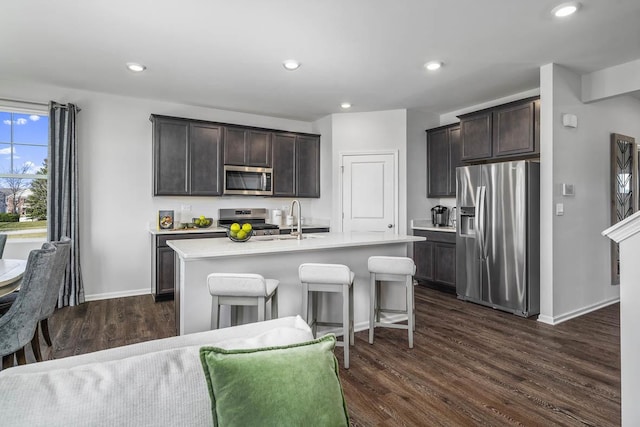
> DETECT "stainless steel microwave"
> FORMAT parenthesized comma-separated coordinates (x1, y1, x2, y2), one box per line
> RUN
(223, 165, 273, 196)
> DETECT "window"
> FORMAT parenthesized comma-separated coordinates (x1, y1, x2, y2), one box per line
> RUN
(0, 107, 48, 240)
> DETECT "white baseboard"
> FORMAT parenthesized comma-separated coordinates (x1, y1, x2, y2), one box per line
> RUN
(537, 297, 620, 325)
(84, 288, 150, 302)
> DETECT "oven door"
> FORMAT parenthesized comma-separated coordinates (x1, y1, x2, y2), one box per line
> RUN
(223, 165, 273, 195)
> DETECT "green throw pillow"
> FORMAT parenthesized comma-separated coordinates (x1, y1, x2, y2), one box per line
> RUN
(199, 334, 349, 427)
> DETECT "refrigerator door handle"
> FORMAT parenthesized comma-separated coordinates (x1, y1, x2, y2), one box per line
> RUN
(474, 186, 483, 258)
(477, 185, 487, 259)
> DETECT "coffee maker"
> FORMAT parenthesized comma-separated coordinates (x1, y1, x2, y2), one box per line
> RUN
(431, 205, 449, 227)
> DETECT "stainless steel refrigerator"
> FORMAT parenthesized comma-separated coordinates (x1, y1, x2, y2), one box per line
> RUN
(456, 160, 540, 317)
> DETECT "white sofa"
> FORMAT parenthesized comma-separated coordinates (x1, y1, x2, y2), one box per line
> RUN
(0, 316, 314, 427)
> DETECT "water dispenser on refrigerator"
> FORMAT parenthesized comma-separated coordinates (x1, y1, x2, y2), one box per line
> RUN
(458, 206, 475, 236)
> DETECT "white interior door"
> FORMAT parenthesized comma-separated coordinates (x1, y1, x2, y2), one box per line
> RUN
(342, 152, 397, 233)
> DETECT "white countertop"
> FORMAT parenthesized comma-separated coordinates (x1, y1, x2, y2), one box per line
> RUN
(167, 231, 425, 260)
(410, 219, 456, 233)
(148, 223, 330, 236)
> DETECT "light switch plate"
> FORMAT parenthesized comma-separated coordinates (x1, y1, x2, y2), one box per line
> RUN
(562, 183, 575, 197)
(556, 203, 564, 216)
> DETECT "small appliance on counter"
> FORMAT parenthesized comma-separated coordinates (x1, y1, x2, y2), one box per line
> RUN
(269, 209, 283, 226)
(450, 207, 457, 228)
(431, 205, 449, 227)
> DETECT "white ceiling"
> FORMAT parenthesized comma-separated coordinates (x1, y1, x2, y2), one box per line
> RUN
(1, 0, 639, 121)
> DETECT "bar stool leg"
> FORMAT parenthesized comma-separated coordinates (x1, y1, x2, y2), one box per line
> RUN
(349, 283, 354, 345)
(412, 280, 416, 331)
(406, 275, 414, 348)
(375, 278, 381, 323)
(301, 283, 309, 325)
(311, 291, 319, 338)
(342, 284, 350, 369)
(211, 296, 220, 330)
(369, 272, 376, 344)
(271, 290, 278, 319)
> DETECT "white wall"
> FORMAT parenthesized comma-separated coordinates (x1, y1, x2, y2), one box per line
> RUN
(539, 63, 640, 323)
(539, 64, 555, 321)
(331, 110, 408, 233)
(582, 59, 640, 103)
(0, 81, 329, 300)
(310, 115, 334, 222)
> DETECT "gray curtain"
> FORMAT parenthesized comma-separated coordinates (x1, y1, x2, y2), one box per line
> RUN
(48, 101, 84, 307)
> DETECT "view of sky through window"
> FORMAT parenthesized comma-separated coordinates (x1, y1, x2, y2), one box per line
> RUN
(0, 111, 48, 175)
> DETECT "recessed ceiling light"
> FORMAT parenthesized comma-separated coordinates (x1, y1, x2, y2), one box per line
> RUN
(424, 61, 443, 71)
(340, 102, 352, 109)
(126, 62, 146, 72)
(551, 2, 580, 17)
(283, 60, 301, 71)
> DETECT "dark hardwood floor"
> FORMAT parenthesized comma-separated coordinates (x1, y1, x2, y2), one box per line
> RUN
(36, 285, 619, 426)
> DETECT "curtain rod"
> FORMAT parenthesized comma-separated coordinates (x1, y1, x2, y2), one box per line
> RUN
(52, 103, 82, 112)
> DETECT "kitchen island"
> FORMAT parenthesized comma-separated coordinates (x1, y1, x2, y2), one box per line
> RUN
(168, 232, 425, 335)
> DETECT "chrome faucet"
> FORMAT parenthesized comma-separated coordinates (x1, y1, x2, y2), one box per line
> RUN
(289, 199, 303, 240)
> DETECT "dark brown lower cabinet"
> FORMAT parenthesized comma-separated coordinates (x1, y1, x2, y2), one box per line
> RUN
(153, 232, 226, 301)
(413, 230, 456, 292)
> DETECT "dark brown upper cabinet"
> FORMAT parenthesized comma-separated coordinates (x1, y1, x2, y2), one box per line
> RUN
(272, 133, 320, 198)
(152, 115, 222, 196)
(272, 133, 296, 197)
(152, 114, 320, 198)
(459, 96, 539, 163)
(224, 127, 272, 167)
(493, 99, 537, 157)
(460, 111, 492, 161)
(296, 135, 321, 198)
(426, 123, 461, 197)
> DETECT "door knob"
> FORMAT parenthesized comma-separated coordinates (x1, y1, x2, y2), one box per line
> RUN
(387, 224, 393, 228)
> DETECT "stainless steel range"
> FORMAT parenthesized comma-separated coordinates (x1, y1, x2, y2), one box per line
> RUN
(217, 208, 280, 236)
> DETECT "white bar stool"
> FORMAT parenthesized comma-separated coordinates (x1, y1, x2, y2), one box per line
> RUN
(298, 263, 355, 368)
(368, 256, 416, 348)
(207, 273, 279, 330)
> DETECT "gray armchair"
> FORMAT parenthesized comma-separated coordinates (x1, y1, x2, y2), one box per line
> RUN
(0, 234, 12, 314)
(30, 237, 71, 361)
(0, 243, 57, 369)
(0, 233, 7, 258)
